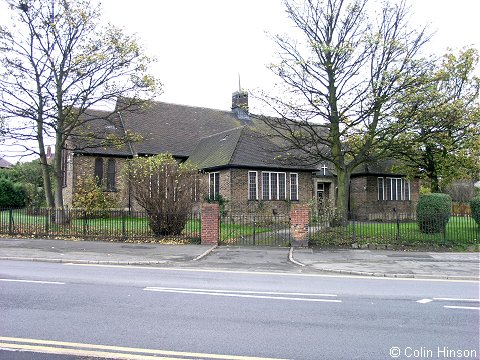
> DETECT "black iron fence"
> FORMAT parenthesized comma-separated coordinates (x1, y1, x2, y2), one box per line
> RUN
(0, 208, 201, 243)
(309, 211, 479, 248)
(219, 213, 290, 246)
(1, 207, 478, 248)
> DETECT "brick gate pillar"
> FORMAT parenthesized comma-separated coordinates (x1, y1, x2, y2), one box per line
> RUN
(201, 203, 219, 245)
(290, 204, 309, 247)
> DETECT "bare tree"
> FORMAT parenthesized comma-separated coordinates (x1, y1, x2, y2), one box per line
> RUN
(256, 0, 429, 218)
(0, 0, 161, 215)
(126, 154, 202, 236)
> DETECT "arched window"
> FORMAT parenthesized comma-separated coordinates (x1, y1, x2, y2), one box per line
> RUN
(94, 158, 103, 186)
(107, 159, 116, 191)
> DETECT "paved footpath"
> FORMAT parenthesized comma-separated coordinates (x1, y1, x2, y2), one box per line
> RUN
(0, 238, 478, 280)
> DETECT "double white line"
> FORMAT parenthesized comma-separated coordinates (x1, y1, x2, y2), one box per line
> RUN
(144, 287, 342, 303)
(0, 336, 287, 360)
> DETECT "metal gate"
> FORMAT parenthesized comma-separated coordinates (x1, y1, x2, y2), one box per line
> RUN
(219, 214, 291, 246)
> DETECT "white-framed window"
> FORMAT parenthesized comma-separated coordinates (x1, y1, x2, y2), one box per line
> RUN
(290, 173, 299, 201)
(262, 172, 270, 200)
(248, 171, 258, 200)
(209, 172, 220, 200)
(377, 177, 385, 201)
(261, 172, 287, 200)
(378, 177, 411, 201)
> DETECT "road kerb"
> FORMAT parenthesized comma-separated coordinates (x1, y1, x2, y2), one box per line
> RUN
(288, 247, 306, 267)
(193, 245, 217, 261)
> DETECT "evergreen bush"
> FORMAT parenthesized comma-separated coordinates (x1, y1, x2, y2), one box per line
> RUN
(416, 193, 452, 233)
(0, 178, 26, 208)
(470, 196, 480, 226)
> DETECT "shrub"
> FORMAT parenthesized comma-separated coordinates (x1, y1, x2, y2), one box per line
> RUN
(0, 178, 26, 208)
(126, 153, 202, 236)
(73, 176, 117, 217)
(470, 196, 480, 226)
(416, 193, 452, 234)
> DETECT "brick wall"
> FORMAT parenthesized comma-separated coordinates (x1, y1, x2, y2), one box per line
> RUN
(222, 169, 314, 215)
(350, 176, 420, 219)
(201, 203, 219, 245)
(290, 204, 309, 246)
(63, 154, 130, 208)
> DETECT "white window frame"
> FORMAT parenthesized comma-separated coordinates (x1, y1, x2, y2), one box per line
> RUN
(248, 171, 258, 200)
(290, 173, 299, 201)
(209, 172, 219, 200)
(377, 177, 385, 201)
(261, 172, 287, 200)
(379, 177, 410, 201)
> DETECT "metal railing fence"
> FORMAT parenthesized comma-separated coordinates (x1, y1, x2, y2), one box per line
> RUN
(0, 208, 201, 243)
(309, 211, 479, 247)
(219, 213, 291, 246)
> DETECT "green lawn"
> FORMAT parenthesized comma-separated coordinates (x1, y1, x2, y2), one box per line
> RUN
(0, 209, 273, 243)
(311, 216, 479, 248)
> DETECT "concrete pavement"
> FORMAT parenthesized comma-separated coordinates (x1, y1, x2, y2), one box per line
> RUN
(0, 238, 478, 280)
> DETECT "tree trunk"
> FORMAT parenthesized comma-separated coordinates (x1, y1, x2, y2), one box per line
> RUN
(53, 138, 67, 224)
(37, 138, 55, 209)
(335, 168, 351, 225)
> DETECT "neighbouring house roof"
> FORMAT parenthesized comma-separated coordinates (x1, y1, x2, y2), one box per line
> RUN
(0, 157, 12, 169)
(187, 126, 317, 171)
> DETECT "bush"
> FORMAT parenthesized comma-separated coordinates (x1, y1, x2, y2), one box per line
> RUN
(0, 178, 26, 208)
(126, 153, 202, 236)
(73, 176, 117, 217)
(416, 193, 452, 234)
(470, 196, 480, 226)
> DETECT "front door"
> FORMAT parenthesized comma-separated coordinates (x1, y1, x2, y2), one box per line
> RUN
(317, 182, 330, 208)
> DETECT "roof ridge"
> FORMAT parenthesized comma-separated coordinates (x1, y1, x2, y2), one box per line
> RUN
(150, 99, 233, 114)
(198, 125, 245, 141)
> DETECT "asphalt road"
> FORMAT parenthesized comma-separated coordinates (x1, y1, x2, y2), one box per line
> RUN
(0, 260, 479, 360)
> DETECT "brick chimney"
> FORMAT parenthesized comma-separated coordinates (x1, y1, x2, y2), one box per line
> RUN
(231, 90, 249, 121)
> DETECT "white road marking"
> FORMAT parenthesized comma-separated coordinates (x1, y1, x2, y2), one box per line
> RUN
(0, 278, 65, 285)
(433, 297, 480, 302)
(64, 263, 478, 283)
(145, 287, 337, 297)
(416, 298, 433, 304)
(0, 336, 287, 360)
(444, 306, 480, 311)
(144, 287, 342, 303)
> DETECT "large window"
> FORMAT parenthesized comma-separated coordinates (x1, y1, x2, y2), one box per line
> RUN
(378, 177, 410, 201)
(209, 172, 220, 200)
(261, 172, 286, 200)
(106, 159, 116, 191)
(290, 173, 299, 201)
(94, 158, 103, 186)
(248, 171, 258, 200)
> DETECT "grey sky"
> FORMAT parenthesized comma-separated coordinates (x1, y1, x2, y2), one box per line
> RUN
(1, 0, 479, 161)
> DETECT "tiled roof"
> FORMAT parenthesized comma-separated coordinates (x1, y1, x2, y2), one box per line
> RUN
(187, 126, 317, 171)
(0, 158, 12, 168)
(352, 159, 404, 176)
(120, 101, 245, 157)
(70, 108, 132, 156)
(71, 99, 319, 171)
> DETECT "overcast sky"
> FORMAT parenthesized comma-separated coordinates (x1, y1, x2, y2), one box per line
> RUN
(1, 0, 479, 162)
